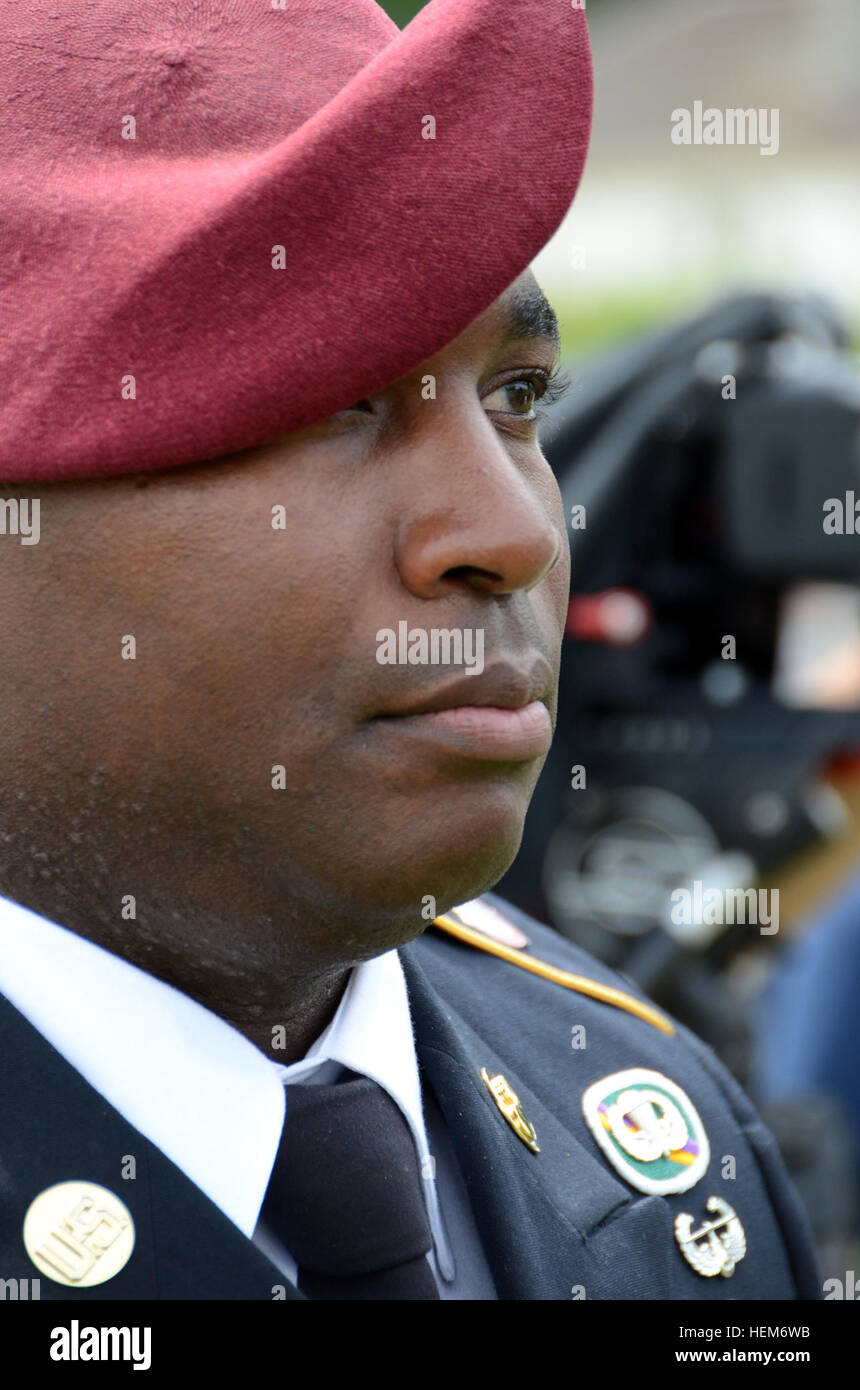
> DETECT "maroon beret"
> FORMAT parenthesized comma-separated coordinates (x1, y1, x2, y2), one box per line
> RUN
(0, 0, 592, 481)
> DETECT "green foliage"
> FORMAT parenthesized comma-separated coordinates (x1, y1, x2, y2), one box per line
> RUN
(552, 284, 860, 360)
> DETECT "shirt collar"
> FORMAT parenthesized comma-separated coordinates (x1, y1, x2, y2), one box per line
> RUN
(0, 892, 453, 1278)
(0, 893, 286, 1236)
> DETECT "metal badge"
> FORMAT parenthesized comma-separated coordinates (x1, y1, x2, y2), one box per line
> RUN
(481, 1068, 540, 1153)
(581, 1068, 710, 1194)
(674, 1196, 747, 1278)
(23, 1181, 136, 1288)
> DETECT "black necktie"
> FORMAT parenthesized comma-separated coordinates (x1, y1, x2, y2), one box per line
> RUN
(260, 1073, 441, 1300)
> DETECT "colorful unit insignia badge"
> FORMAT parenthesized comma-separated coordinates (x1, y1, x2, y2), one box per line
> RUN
(581, 1068, 710, 1195)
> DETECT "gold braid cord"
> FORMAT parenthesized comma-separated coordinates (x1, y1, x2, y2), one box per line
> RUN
(432, 914, 675, 1036)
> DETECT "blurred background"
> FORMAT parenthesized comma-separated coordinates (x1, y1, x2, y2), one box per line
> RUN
(382, 1, 860, 1287)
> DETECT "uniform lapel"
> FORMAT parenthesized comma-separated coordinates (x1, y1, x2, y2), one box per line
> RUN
(2, 954, 680, 1302)
(0, 991, 302, 1300)
(399, 946, 664, 1301)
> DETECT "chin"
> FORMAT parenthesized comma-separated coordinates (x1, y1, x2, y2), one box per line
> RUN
(370, 785, 528, 917)
(259, 776, 533, 938)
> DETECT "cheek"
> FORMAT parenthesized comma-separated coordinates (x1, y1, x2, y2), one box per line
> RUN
(552, 537, 572, 616)
(537, 468, 571, 633)
(48, 514, 344, 764)
(153, 541, 352, 728)
(539, 563, 570, 662)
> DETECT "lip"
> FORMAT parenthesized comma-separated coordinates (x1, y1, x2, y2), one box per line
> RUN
(375, 701, 553, 761)
(372, 659, 554, 718)
(368, 659, 555, 762)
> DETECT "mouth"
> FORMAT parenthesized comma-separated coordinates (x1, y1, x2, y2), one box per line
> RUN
(367, 659, 555, 762)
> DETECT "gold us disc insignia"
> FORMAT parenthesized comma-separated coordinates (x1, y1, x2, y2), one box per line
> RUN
(23, 1180, 136, 1288)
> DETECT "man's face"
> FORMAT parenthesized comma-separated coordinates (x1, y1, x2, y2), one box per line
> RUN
(0, 272, 569, 967)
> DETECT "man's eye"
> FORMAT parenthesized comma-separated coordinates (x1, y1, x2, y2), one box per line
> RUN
(483, 376, 540, 417)
(507, 379, 539, 413)
(483, 369, 570, 421)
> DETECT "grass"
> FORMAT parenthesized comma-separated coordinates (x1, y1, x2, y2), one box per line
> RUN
(549, 280, 860, 363)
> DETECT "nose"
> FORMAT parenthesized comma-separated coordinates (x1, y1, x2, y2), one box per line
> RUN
(392, 401, 563, 599)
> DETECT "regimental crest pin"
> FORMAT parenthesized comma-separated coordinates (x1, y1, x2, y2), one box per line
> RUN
(581, 1067, 710, 1195)
(481, 1068, 540, 1153)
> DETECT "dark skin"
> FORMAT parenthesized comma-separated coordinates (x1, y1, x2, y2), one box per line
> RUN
(0, 270, 570, 1060)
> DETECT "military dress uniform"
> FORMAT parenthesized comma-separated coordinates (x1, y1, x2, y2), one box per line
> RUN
(0, 891, 819, 1301)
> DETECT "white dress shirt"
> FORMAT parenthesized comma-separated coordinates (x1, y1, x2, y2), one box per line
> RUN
(0, 892, 496, 1298)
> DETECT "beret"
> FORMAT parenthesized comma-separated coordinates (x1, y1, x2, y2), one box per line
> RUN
(0, 0, 592, 480)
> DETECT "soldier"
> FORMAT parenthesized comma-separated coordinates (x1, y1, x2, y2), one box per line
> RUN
(0, 0, 818, 1299)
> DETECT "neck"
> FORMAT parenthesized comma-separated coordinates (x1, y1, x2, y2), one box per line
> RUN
(210, 968, 353, 1063)
(0, 878, 355, 1064)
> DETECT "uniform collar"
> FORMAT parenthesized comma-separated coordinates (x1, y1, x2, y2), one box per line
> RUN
(0, 893, 447, 1273)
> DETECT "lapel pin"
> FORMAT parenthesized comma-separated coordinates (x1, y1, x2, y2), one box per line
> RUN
(581, 1067, 710, 1194)
(675, 1196, 747, 1277)
(23, 1180, 136, 1288)
(481, 1068, 540, 1153)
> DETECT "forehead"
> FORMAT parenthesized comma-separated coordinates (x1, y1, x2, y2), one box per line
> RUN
(501, 274, 561, 349)
(420, 272, 560, 372)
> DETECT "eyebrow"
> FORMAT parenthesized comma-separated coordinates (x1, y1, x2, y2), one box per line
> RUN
(500, 283, 561, 351)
